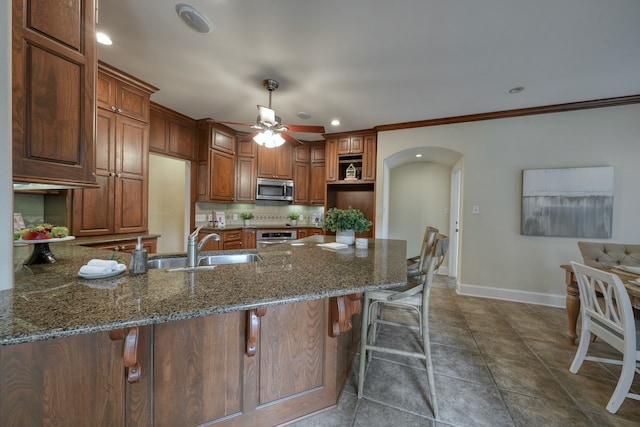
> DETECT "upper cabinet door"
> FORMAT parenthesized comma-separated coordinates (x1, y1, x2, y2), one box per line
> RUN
(12, 0, 97, 187)
(97, 65, 154, 122)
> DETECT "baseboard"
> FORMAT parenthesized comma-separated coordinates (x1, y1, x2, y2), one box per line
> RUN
(456, 282, 565, 308)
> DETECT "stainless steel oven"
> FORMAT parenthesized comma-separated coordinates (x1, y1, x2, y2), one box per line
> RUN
(256, 230, 297, 248)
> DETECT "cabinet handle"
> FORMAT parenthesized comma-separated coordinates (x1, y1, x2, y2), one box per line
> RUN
(117, 108, 122, 113)
(246, 307, 267, 356)
(116, 173, 122, 178)
(109, 172, 116, 177)
(111, 106, 116, 111)
(109, 327, 142, 383)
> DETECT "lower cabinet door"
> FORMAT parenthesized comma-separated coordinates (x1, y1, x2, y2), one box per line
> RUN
(0, 332, 126, 427)
(152, 312, 244, 427)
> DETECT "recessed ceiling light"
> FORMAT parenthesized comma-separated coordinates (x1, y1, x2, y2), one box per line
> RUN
(415, 154, 423, 158)
(330, 119, 340, 126)
(508, 86, 524, 94)
(96, 32, 112, 45)
(297, 112, 311, 120)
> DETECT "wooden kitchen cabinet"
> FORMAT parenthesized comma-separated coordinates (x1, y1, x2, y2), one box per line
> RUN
(325, 138, 338, 182)
(97, 64, 152, 122)
(72, 109, 150, 236)
(257, 144, 293, 179)
(153, 313, 245, 427)
(309, 142, 326, 205)
(0, 295, 360, 426)
(197, 121, 236, 202)
(198, 230, 221, 251)
(235, 139, 257, 203)
(12, 0, 97, 187)
(0, 331, 126, 426)
(222, 230, 243, 250)
(243, 228, 257, 249)
(85, 237, 158, 254)
(362, 134, 377, 181)
(337, 135, 364, 155)
(151, 299, 338, 427)
(293, 145, 310, 204)
(325, 132, 377, 183)
(149, 102, 197, 161)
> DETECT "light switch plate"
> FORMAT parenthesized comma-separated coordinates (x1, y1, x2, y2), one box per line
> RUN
(472, 205, 480, 214)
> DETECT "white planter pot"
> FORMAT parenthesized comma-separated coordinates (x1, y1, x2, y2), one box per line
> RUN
(244, 219, 251, 226)
(290, 220, 297, 226)
(335, 229, 355, 245)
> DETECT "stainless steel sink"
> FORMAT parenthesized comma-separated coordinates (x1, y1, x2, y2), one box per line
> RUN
(198, 253, 261, 266)
(147, 252, 261, 271)
(147, 256, 187, 270)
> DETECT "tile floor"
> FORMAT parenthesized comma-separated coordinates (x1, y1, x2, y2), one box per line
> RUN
(290, 276, 640, 427)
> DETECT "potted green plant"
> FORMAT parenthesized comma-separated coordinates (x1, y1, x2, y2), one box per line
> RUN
(240, 212, 254, 226)
(287, 212, 300, 226)
(322, 207, 372, 245)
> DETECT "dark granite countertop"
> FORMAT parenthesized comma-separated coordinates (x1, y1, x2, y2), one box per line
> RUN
(2, 236, 406, 346)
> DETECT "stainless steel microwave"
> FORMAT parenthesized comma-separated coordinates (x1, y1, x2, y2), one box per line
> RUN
(256, 178, 294, 201)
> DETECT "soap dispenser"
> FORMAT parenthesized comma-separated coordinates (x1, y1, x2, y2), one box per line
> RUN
(129, 237, 148, 275)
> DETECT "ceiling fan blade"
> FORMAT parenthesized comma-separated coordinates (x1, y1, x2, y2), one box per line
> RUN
(218, 120, 255, 128)
(284, 124, 326, 134)
(257, 105, 276, 126)
(239, 131, 260, 142)
(282, 132, 303, 146)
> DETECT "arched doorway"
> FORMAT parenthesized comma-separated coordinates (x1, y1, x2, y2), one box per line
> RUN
(381, 146, 462, 277)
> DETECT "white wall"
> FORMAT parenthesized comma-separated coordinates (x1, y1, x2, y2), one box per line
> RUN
(388, 162, 450, 259)
(376, 104, 640, 306)
(1, 0, 13, 290)
(148, 154, 188, 253)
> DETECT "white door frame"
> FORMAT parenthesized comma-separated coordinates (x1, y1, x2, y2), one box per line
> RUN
(448, 163, 462, 278)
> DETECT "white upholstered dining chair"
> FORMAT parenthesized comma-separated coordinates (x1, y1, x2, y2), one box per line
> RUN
(358, 234, 448, 418)
(569, 261, 640, 413)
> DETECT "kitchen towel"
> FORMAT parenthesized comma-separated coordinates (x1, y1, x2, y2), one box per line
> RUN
(79, 262, 126, 276)
(87, 259, 119, 269)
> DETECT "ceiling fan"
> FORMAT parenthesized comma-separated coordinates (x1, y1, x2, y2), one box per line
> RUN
(221, 79, 326, 147)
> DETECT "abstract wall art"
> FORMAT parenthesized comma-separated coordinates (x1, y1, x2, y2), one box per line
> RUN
(521, 166, 613, 238)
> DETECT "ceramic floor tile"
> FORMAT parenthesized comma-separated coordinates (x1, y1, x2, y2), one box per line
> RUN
(471, 331, 538, 362)
(464, 312, 517, 335)
(526, 339, 616, 379)
(484, 354, 576, 406)
(288, 391, 358, 427)
(353, 398, 435, 427)
(292, 285, 640, 426)
(433, 374, 515, 427)
(358, 357, 436, 418)
(431, 343, 494, 385)
(509, 318, 569, 346)
(550, 367, 640, 420)
(430, 322, 479, 351)
(501, 391, 594, 426)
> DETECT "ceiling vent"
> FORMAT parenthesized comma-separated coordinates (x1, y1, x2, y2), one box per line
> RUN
(175, 3, 213, 33)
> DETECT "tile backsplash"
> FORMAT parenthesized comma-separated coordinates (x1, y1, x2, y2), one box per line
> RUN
(195, 201, 324, 228)
(14, 192, 68, 229)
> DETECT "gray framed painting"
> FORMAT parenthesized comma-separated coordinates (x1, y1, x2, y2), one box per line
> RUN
(521, 166, 613, 238)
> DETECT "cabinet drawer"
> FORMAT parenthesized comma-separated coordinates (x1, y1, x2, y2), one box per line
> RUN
(223, 231, 242, 242)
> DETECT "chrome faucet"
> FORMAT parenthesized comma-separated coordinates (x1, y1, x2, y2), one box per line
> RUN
(187, 226, 221, 268)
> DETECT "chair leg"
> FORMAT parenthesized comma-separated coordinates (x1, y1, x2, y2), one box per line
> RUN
(569, 317, 591, 374)
(606, 354, 636, 413)
(422, 295, 438, 418)
(358, 293, 371, 398)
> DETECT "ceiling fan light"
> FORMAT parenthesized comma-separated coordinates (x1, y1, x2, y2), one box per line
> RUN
(253, 130, 285, 148)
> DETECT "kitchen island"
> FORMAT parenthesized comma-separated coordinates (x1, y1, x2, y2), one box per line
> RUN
(2, 236, 406, 426)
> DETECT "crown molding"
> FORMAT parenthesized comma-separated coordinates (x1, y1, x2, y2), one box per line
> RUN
(375, 94, 640, 132)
